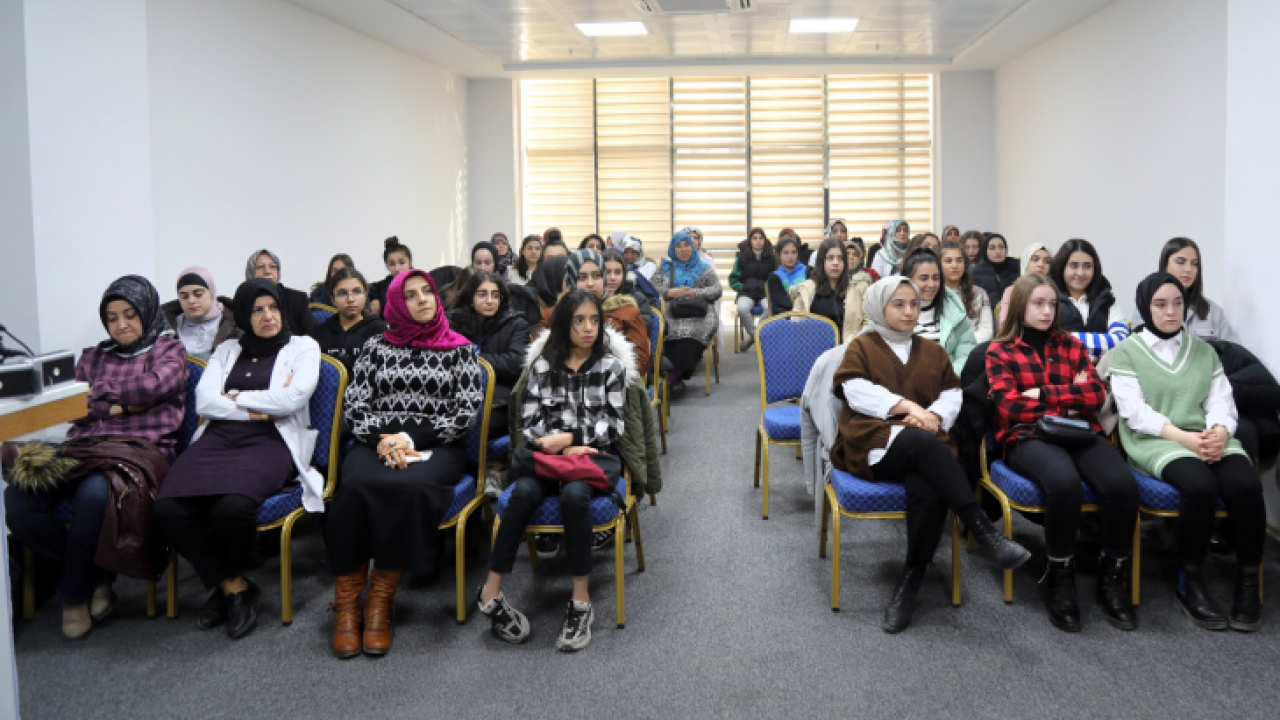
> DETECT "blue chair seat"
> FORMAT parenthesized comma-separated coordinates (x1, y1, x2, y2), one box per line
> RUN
(989, 460, 1098, 507)
(750, 304, 764, 316)
(442, 475, 478, 523)
(647, 385, 655, 401)
(495, 476, 625, 527)
(488, 434, 510, 462)
(830, 469, 906, 514)
(256, 487, 304, 525)
(1132, 469, 1224, 511)
(761, 406, 801, 441)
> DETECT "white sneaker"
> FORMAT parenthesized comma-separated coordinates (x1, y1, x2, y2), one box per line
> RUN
(483, 469, 506, 499)
(556, 600, 594, 653)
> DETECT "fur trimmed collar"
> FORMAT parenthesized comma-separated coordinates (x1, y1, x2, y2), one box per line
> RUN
(602, 294, 638, 312)
(525, 323, 640, 384)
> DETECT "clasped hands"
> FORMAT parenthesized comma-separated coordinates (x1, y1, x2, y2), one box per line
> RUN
(893, 400, 942, 434)
(378, 434, 423, 469)
(1020, 370, 1090, 401)
(1168, 424, 1229, 464)
(535, 432, 596, 456)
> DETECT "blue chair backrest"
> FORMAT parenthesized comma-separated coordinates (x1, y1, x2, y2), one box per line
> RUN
(646, 312, 659, 354)
(463, 359, 495, 463)
(309, 356, 347, 469)
(175, 358, 205, 456)
(311, 307, 335, 325)
(759, 314, 839, 404)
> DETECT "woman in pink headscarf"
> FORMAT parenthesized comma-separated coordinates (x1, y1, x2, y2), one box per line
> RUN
(324, 269, 484, 659)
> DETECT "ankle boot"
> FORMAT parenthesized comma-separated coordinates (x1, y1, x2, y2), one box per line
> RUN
(1097, 553, 1136, 630)
(364, 568, 405, 655)
(882, 564, 927, 634)
(1229, 565, 1262, 633)
(969, 514, 1032, 570)
(1176, 567, 1227, 631)
(1040, 558, 1081, 632)
(331, 563, 368, 658)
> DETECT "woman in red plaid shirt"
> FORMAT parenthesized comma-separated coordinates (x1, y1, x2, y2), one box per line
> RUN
(986, 273, 1138, 633)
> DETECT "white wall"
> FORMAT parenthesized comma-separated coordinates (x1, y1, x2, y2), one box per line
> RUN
(466, 78, 518, 247)
(994, 0, 1227, 319)
(148, 0, 469, 301)
(0, 0, 38, 354)
(936, 71, 996, 234)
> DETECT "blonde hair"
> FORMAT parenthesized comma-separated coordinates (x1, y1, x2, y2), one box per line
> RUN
(993, 273, 1061, 343)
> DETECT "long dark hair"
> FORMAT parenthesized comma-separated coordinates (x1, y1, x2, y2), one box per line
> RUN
(312, 253, 355, 294)
(938, 240, 977, 317)
(743, 227, 775, 261)
(542, 290, 606, 369)
(449, 270, 510, 336)
(775, 237, 801, 266)
(382, 236, 412, 264)
(1050, 238, 1106, 300)
(1159, 237, 1209, 320)
(900, 248, 942, 311)
(601, 249, 631, 290)
(514, 235, 542, 280)
(580, 234, 605, 251)
(324, 266, 369, 312)
(813, 239, 849, 297)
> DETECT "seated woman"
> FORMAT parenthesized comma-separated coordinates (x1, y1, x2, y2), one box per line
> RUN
(846, 237, 871, 279)
(370, 237, 413, 316)
(478, 290, 629, 653)
(903, 233, 940, 258)
(1109, 272, 1263, 632)
(308, 268, 386, 377)
(1160, 237, 1235, 342)
(870, 220, 910, 277)
(537, 250, 651, 379)
(681, 226, 715, 266)
(245, 248, 317, 335)
(162, 266, 239, 361)
(619, 235, 657, 281)
(490, 232, 514, 278)
(900, 249, 976, 374)
(7, 276, 186, 640)
(943, 225, 960, 243)
(938, 241, 992, 344)
(471, 241, 508, 282)
(309, 253, 355, 306)
(601, 249, 656, 320)
(325, 269, 482, 657)
(970, 233, 1020, 310)
(1049, 239, 1128, 362)
(960, 230, 983, 265)
(154, 280, 323, 640)
(510, 234, 543, 287)
(728, 227, 777, 352)
(767, 236, 810, 314)
(651, 231, 722, 391)
(580, 234, 605, 252)
(987, 273, 1139, 633)
(447, 270, 529, 434)
(793, 239, 871, 342)
(541, 241, 571, 262)
(830, 276, 1030, 633)
(997, 243, 1052, 325)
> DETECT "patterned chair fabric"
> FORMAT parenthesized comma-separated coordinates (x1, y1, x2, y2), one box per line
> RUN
(309, 305, 335, 325)
(759, 314, 839, 404)
(488, 435, 510, 462)
(444, 475, 478, 522)
(989, 460, 1099, 507)
(256, 487, 305, 525)
(829, 468, 907, 514)
(463, 360, 496, 463)
(1132, 469, 1224, 511)
(495, 476, 626, 527)
(761, 407, 802, 441)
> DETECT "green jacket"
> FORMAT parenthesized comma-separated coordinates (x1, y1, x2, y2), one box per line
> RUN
(936, 287, 977, 375)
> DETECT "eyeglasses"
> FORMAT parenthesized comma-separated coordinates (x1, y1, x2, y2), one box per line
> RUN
(334, 289, 366, 300)
(254, 263, 279, 272)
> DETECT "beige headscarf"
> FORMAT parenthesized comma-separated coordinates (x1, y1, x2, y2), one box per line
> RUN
(860, 275, 918, 343)
(1020, 243, 1050, 276)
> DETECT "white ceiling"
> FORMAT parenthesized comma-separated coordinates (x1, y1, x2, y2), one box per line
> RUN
(286, 0, 1116, 76)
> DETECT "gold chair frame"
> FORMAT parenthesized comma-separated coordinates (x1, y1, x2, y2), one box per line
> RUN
(733, 293, 771, 353)
(307, 302, 338, 314)
(442, 358, 497, 623)
(649, 311, 668, 456)
(751, 312, 838, 519)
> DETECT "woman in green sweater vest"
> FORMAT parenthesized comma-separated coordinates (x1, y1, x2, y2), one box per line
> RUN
(1109, 272, 1263, 632)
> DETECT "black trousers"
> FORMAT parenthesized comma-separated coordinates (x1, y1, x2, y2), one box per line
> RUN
(873, 428, 980, 568)
(664, 338, 707, 378)
(1161, 454, 1264, 566)
(1005, 436, 1139, 559)
(489, 477, 598, 577)
(153, 494, 259, 589)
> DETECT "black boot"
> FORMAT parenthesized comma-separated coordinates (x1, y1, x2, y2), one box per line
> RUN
(1097, 553, 1136, 630)
(1229, 565, 1262, 633)
(1175, 568, 1227, 631)
(197, 588, 226, 630)
(968, 514, 1032, 570)
(882, 564, 927, 634)
(1040, 558, 1081, 633)
(224, 580, 261, 640)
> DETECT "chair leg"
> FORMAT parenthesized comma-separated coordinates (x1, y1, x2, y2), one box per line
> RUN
(733, 315, 740, 353)
(455, 510, 470, 624)
(167, 547, 178, 619)
(819, 486, 830, 558)
(761, 437, 772, 520)
(526, 531, 539, 571)
(279, 513, 300, 626)
(1259, 565, 1264, 604)
(704, 347, 712, 396)
(614, 519, 626, 628)
(795, 444, 802, 459)
(753, 430, 762, 489)
(951, 513, 962, 607)
(713, 344, 720, 383)
(146, 580, 157, 618)
(22, 548, 35, 620)
(1131, 518, 1142, 607)
(657, 403, 667, 455)
(969, 484, 984, 551)
(830, 500, 842, 611)
(1001, 499, 1015, 605)
(648, 493, 656, 507)
(629, 505, 646, 571)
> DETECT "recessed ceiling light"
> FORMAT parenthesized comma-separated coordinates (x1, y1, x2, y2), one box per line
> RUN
(789, 18, 859, 34)
(576, 22, 648, 37)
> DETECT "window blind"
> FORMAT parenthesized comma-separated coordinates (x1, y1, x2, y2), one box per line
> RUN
(596, 78, 672, 246)
(749, 76, 827, 248)
(520, 79, 596, 241)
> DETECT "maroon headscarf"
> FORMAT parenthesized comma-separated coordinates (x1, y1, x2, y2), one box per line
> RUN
(382, 269, 471, 351)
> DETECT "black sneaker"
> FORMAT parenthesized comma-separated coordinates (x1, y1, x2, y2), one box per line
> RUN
(556, 600, 594, 653)
(534, 533, 561, 559)
(592, 529, 616, 550)
(477, 588, 531, 644)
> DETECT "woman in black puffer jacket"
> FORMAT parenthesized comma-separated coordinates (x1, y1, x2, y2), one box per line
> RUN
(970, 233, 1020, 309)
(446, 271, 530, 434)
(728, 228, 777, 351)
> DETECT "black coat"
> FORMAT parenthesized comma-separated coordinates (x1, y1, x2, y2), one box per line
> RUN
(970, 260, 1020, 309)
(308, 314, 387, 377)
(1057, 279, 1116, 333)
(732, 240, 778, 301)
(506, 284, 543, 330)
(447, 307, 530, 408)
(1208, 339, 1280, 458)
(279, 284, 318, 335)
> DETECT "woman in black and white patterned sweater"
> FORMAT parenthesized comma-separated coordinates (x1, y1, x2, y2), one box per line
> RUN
(325, 269, 482, 659)
(479, 290, 630, 653)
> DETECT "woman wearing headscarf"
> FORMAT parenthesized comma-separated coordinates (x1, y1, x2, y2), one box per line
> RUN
(1108, 272, 1263, 632)
(244, 248, 317, 335)
(680, 226, 715, 266)
(831, 276, 1030, 633)
(942, 225, 960, 243)
(326, 270, 482, 658)
(870, 220, 911, 277)
(471, 241, 508, 282)
(162, 267, 239, 361)
(969, 233, 1021, 310)
(490, 232, 515, 278)
(536, 249, 650, 378)
(619, 235, 658, 283)
(651, 231, 722, 390)
(154, 279, 323, 641)
(6, 276, 187, 640)
(997, 243, 1053, 325)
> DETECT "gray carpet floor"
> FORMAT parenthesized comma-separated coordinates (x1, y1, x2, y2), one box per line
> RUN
(13, 336, 1280, 719)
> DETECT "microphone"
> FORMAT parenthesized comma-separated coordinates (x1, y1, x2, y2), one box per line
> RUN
(0, 325, 34, 357)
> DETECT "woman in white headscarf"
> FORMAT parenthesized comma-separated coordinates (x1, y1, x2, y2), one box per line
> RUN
(162, 267, 240, 360)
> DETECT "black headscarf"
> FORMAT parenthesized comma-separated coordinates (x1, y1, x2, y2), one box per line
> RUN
(471, 242, 500, 268)
(530, 255, 570, 307)
(979, 234, 1018, 275)
(233, 279, 293, 358)
(98, 275, 172, 358)
(1134, 271, 1185, 341)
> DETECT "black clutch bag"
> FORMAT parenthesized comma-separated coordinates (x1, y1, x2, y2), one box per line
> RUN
(1034, 414, 1096, 448)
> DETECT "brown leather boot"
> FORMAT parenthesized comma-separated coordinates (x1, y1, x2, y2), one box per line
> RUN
(363, 567, 405, 656)
(330, 563, 367, 659)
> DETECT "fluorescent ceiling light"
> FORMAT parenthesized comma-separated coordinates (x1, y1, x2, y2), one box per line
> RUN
(789, 18, 859, 34)
(576, 22, 648, 37)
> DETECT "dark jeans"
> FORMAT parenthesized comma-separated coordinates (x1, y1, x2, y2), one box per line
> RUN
(5, 473, 111, 604)
(665, 338, 707, 379)
(1005, 435, 1139, 559)
(873, 428, 980, 568)
(490, 477, 598, 577)
(1161, 454, 1264, 566)
(153, 494, 259, 589)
